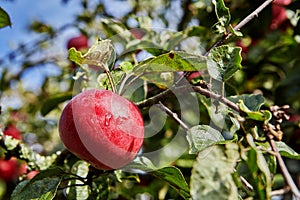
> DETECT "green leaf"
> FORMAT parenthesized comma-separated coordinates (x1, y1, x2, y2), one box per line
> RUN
(68, 39, 115, 69)
(228, 94, 265, 111)
(238, 100, 271, 122)
(0, 7, 12, 29)
(229, 24, 243, 37)
(276, 141, 300, 160)
(11, 168, 65, 200)
(190, 143, 239, 200)
(119, 61, 134, 73)
(186, 125, 225, 154)
(211, 0, 231, 34)
(41, 92, 73, 116)
(245, 134, 272, 199)
(150, 166, 191, 200)
(68, 48, 84, 65)
(101, 18, 132, 42)
(66, 161, 90, 200)
(208, 45, 242, 81)
(133, 51, 207, 87)
(125, 39, 167, 56)
(124, 157, 190, 199)
(122, 156, 157, 172)
(135, 51, 207, 72)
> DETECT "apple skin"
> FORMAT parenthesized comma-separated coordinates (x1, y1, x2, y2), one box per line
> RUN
(3, 125, 22, 140)
(58, 89, 144, 170)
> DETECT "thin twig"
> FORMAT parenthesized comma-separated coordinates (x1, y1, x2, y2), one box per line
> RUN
(233, 0, 273, 32)
(271, 186, 291, 197)
(240, 175, 254, 192)
(136, 84, 241, 113)
(192, 86, 240, 112)
(268, 134, 300, 199)
(157, 102, 189, 131)
(205, 0, 274, 55)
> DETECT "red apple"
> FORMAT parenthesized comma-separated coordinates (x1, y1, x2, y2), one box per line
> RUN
(130, 29, 145, 39)
(270, 0, 291, 30)
(273, 0, 291, 6)
(3, 125, 22, 140)
(26, 170, 39, 180)
(58, 89, 144, 170)
(0, 158, 19, 182)
(67, 35, 88, 51)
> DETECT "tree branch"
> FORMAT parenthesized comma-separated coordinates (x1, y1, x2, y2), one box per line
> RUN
(192, 86, 240, 112)
(136, 85, 240, 113)
(268, 134, 300, 199)
(157, 101, 189, 131)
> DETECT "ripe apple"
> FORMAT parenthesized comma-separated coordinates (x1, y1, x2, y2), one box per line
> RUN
(3, 125, 22, 140)
(0, 158, 19, 182)
(58, 89, 144, 170)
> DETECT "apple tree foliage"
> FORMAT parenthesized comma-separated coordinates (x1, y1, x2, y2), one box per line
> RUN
(1, 0, 300, 199)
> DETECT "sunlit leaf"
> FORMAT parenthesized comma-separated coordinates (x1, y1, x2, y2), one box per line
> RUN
(276, 142, 300, 160)
(211, 0, 231, 34)
(68, 39, 115, 69)
(190, 143, 239, 200)
(186, 125, 225, 154)
(133, 51, 207, 87)
(208, 45, 242, 81)
(0, 7, 12, 29)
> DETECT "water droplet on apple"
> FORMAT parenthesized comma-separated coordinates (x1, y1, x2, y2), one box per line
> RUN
(104, 113, 112, 126)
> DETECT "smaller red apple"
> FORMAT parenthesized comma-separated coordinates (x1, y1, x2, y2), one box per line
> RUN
(0, 158, 19, 182)
(67, 35, 89, 51)
(130, 29, 145, 39)
(3, 125, 22, 140)
(26, 170, 39, 180)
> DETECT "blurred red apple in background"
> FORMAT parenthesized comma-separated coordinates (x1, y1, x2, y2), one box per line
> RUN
(58, 89, 144, 170)
(67, 35, 89, 51)
(0, 158, 19, 182)
(3, 125, 22, 140)
(270, 0, 291, 30)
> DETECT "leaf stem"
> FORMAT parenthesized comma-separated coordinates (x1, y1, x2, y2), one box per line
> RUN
(104, 65, 116, 93)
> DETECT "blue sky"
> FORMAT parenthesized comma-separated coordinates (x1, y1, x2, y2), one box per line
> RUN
(0, 0, 83, 109)
(0, 0, 82, 57)
(0, 0, 132, 109)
